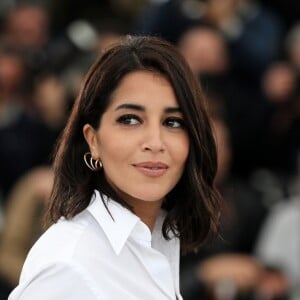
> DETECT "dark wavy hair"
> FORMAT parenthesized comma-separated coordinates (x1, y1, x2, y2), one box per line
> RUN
(45, 36, 220, 253)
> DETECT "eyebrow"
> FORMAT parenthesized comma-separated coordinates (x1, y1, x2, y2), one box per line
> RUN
(115, 103, 182, 113)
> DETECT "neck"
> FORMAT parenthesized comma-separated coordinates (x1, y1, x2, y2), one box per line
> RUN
(106, 179, 164, 231)
(117, 191, 163, 231)
(130, 200, 163, 231)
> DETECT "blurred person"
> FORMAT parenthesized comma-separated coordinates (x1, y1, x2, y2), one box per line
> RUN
(178, 25, 267, 178)
(32, 74, 69, 130)
(262, 62, 298, 103)
(1, 3, 51, 77)
(0, 167, 54, 299)
(0, 48, 24, 199)
(255, 188, 300, 295)
(0, 49, 52, 201)
(133, 0, 205, 44)
(206, 0, 282, 80)
(181, 111, 290, 300)
(26, 73, 71, 162)
(178, 26, 229, 75)
(9, 36, 220, 300)
(259, 61, 300, 178)
(197, 255, 290, 300)
(197, 254, 262, 299)
(3, 4, 49, 52)
(134, 0, 282, 79)
(1, 3, 91, 78)
(183, 98, 294, 299)
(180, 110, 267, 300)
(0, 48, 24, 100)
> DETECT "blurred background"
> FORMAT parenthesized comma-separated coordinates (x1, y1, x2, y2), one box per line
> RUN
(0, 0, 299, 299)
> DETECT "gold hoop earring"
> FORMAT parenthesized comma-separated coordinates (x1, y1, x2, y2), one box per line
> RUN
(83, 152, 103, 171)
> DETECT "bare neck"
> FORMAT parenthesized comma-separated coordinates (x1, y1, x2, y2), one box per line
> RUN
(122, 197, 163, 231)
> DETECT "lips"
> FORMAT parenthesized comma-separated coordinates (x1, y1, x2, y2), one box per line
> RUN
(132, 162, 169, 177)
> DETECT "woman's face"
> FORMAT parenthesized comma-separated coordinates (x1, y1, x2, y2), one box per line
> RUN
(83, 70, 189, 204)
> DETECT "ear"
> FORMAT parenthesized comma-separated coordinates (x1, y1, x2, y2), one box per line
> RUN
(83, 124, 100, 158)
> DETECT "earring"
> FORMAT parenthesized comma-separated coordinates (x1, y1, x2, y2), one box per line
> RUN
(83, 152, 103, 171)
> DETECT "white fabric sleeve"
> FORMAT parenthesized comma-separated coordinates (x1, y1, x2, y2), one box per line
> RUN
(9, 262, 102, 300)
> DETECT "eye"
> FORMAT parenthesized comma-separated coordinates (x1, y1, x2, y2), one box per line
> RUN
(116, 114, 142, 125)
(163, 117, 185, 129)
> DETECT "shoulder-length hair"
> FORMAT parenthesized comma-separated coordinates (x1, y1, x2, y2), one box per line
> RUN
(45, 35, 220, 253)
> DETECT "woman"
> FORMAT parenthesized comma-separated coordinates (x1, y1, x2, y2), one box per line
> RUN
(9, 36, 220, 300)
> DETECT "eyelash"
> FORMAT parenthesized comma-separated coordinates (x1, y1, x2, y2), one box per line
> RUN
(116, 114, 142, 125)
(163, 117, 185, 129)
(116, 114, 185, 129)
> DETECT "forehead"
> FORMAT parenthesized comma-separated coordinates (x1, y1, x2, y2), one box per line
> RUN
(107, 70, 180, 110)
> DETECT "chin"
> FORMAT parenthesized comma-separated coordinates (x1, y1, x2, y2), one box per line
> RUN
(133, 181, 179, 201)
(136, 195, 165, 202)
(130, 188, 170, 203)
(111, 181, 173, 203)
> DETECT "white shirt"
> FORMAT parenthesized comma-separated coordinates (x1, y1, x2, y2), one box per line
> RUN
(9, 190, 183, 300)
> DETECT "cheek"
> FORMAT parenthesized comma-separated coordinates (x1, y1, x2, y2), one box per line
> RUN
(99, 146, 124, 184)
(99, 137, 133, 165)
(172, 135, 190, 166)
(100, 146, 120, 164)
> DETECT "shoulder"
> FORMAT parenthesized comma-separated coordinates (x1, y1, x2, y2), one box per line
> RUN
(10, 260, 102, 300)
(20, 209, 111, 281)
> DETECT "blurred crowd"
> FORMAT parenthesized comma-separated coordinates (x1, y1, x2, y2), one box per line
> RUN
(0, 0, 299, 299)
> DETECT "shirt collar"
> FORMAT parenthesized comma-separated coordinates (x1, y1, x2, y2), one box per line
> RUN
(87, 189, 150, 255)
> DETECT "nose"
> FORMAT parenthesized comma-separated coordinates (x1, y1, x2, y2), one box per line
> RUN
(142, 124, 165, 153)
